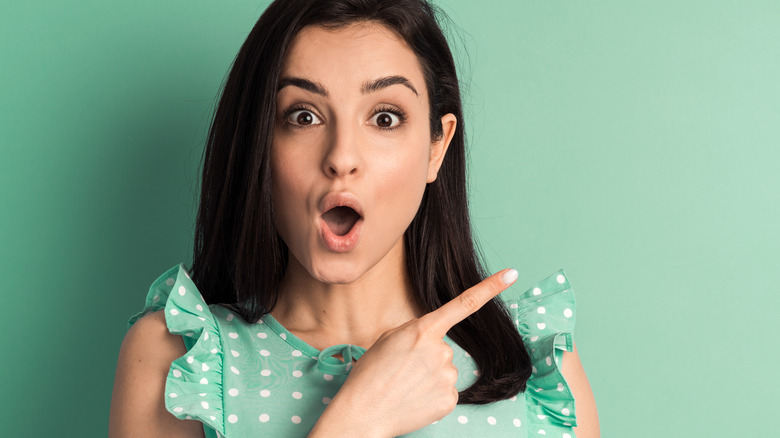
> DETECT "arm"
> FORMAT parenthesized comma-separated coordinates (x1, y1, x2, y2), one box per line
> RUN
(561, 341, 600, 438)
(109, 310, 206, 438)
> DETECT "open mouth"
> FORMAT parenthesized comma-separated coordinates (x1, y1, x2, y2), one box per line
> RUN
(321, 206, 361, 236)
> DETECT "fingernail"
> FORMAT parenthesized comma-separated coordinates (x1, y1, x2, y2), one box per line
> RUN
(501, 268, 518, 285)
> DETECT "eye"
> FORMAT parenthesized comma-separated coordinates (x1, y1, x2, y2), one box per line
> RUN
(369, 106, 408, 130)
(284, 107, 323, 127)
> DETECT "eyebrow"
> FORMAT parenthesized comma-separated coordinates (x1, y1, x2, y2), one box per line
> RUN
(277, 75, 419, 97)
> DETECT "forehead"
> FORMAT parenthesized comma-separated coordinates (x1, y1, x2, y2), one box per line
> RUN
(280, 22, 426, 96)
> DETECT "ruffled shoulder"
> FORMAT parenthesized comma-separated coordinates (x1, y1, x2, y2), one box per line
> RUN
(505, 269, 577, 435)
(128, 264, 225, 435)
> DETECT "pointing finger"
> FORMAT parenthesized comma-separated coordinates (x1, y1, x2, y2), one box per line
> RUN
(422, 268, 518, 336)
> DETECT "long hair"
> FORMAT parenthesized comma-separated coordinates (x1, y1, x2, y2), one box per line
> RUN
(190, 0, 531, 404)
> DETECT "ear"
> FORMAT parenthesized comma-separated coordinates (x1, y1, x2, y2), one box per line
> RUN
(427, 113, 457, 183)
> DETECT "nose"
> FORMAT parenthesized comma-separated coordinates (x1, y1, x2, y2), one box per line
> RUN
(322, 120, 361, 179)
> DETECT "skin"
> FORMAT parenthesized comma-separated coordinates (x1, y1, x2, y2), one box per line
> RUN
(269, 22, 455, 351)
(109, 21, 599, 438)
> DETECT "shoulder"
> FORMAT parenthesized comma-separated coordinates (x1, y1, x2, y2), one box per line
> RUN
(560, 342, 600, 438)
(122, 310, 187, 364)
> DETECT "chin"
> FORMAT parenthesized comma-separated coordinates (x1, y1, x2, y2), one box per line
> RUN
(309, 259, 366, 284)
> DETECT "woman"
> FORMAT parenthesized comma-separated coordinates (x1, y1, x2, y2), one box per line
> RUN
(109, 0, 599, 436)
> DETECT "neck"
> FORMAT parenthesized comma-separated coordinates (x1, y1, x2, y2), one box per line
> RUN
(271, 240, 421, 351)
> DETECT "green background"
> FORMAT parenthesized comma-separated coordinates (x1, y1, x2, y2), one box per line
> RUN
(2, 0, 778, 436)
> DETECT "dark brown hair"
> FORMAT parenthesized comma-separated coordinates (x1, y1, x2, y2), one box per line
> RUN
(190, 0, 531, 404)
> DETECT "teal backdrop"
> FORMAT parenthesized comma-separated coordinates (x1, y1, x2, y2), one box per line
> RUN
(2, 1, 778, 436)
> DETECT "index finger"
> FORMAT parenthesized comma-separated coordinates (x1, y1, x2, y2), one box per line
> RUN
(422, 268, 518, 336)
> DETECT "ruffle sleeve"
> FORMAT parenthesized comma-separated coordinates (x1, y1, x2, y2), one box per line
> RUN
(127, 264, 225, 435)
(506, 269, 577, 436)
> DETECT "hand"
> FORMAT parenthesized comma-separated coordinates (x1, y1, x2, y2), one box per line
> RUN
(309, 268, 519, 438)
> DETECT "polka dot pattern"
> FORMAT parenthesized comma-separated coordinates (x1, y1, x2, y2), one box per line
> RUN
(132, 263, 577, 436)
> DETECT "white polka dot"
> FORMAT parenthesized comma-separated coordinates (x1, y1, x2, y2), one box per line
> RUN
(257, 332, 268, 339)
(231, 366, 240, 375)
(537, 306, 546, 314)
(196, 304, 203, 311)
(487, 416, 496, 425)
(260, 390, 271, 397)
(473, 370, 480, 376)
(226, 314, 234, 321)
(322, 397, 331, 404)
(537, 414, 547, 420)
(200, 378, 208, 384)
(169, 393, 178, 398)
(457, 415, 468, 424)
(537, 322, 546, 330)
(545, 356, 552, 366)
(228, 332, 238, 339)
(201, 401, 209, 409)
(198, 317, 206, 321)
(323, 374, 333, 381)
(533, 287, 541, 296)
(563, 433, 572, 438)
(178, 286, 186, 296)
(185, 415, 192, 420)
(261, 369, 272, 376)
(538, 429, 547, 435)
(562, 407, 570, 416)
(199, 393, 206, 397)
(202, 363, 209, 372)
(231, 350, 240, 357)
(291, 416, 301, 424)
(564, 308, 573, 318)
(531, 366, 537, 374)
(513, 419, 521, 427)
(166, 278, 175, 286)
(153, 295, 160, 302)
(187, 356, 195, 364)
(174, 407, 184, 413)
(228, 414, 238, 424)
(510, 395, 517, 401)
(170, 309, 179, 316)
(557, 382, 564, 391)
(535, 387, 543, 392)
(258, 318, 264, 324)
(292, 391, 302, 399)
(280, 333, 287, 340)
(464, 351, 471, 358)
(509, 303, 518, 308)
(259, 414, 269, 423)
(292, 350, 302, 357)
(563, 422, 572, 426)
(556, 274, 565, 284)
(211, 348, 218, 354)
(173, 369, 182, 378)
(260, 350, 270, 357)
(292, 370, 303, 377)
(228, 388, 239, 397)
(204, 332, 209, 340)
(530, 336, 539, 342)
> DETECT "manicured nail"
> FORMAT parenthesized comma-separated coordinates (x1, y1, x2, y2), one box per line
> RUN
(501, 268, 518, 285)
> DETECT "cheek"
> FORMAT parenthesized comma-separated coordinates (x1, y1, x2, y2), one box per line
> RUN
(374, 144, 431, 223)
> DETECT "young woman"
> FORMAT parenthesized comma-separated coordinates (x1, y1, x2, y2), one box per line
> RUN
(109, 0, 599, 436)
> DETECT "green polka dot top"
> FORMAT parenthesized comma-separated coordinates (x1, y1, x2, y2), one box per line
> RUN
(128, 264, 578, 437)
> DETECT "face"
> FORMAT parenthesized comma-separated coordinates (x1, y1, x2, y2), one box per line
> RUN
(271, 22, 456, 284)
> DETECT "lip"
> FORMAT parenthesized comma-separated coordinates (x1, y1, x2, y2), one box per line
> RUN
(318, 192, 364, 253)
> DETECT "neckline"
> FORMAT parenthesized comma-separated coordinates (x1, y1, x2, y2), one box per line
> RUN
(261, 311, 457, 357)
(261, 312, 323, 359)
